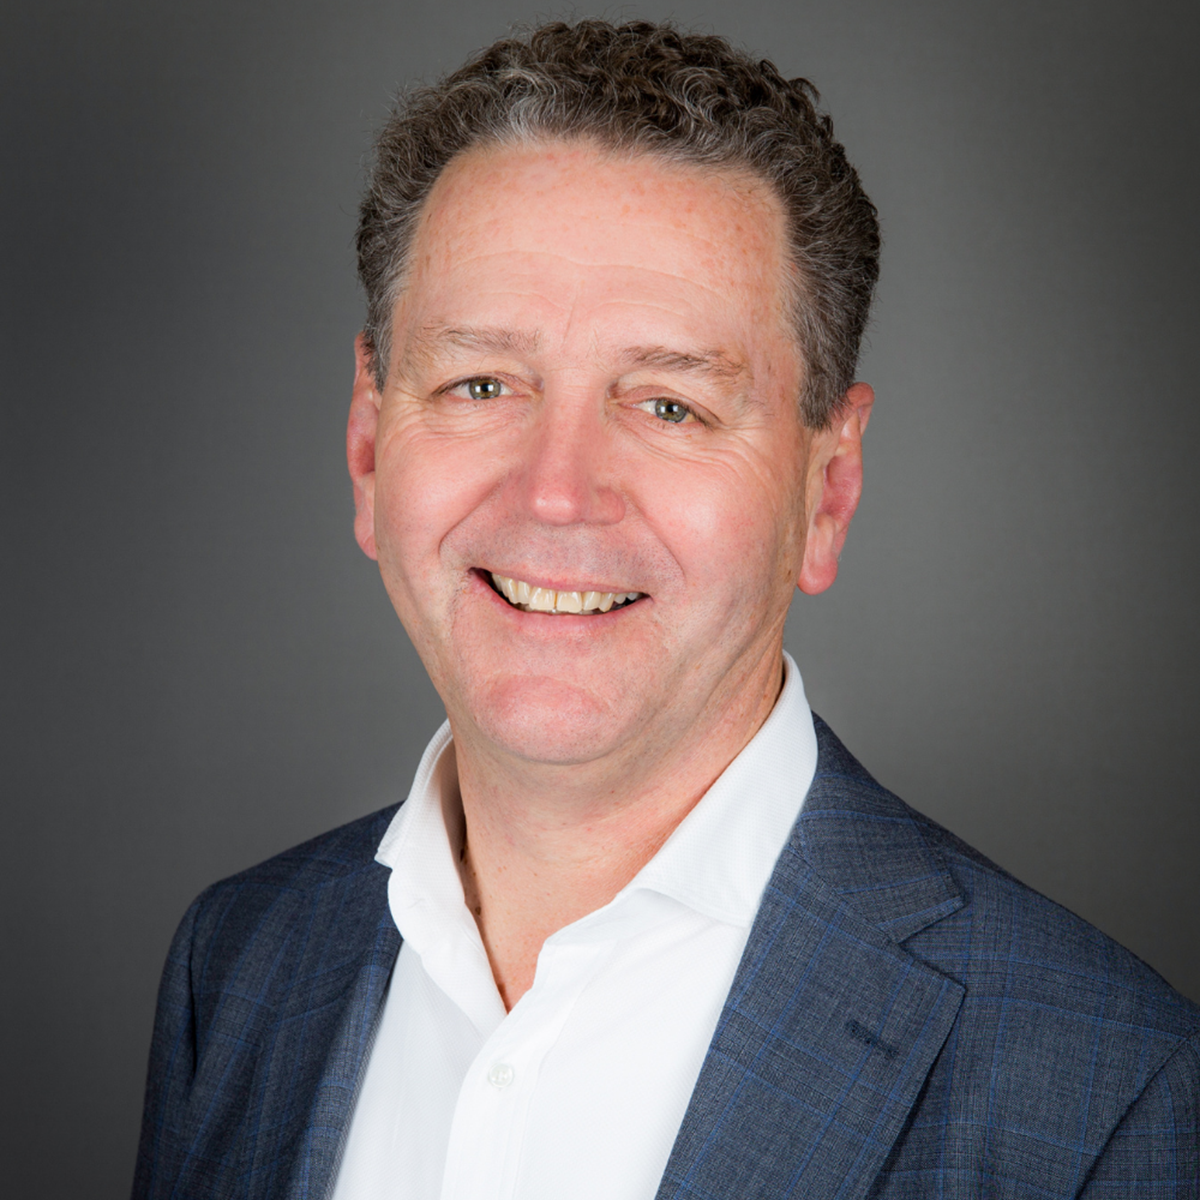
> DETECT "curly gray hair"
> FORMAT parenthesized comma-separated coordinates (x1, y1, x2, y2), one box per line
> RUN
(357, 19, 879, 428)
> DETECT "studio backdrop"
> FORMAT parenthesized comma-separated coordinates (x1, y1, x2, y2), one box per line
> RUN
(3, 1, 1198, 1196)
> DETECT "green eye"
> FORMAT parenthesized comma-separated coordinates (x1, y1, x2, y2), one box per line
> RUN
(466, 378, 503, 400)
(653, 398, 689, 423)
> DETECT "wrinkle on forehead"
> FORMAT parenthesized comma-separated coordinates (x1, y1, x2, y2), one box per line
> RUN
(391, 139, 801, 396)
(417, 140, 787, 277)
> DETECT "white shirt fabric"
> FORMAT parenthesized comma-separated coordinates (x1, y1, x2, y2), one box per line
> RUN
(330, 652, 817, 1200)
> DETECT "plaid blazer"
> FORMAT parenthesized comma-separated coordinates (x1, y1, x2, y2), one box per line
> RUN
(132, 717, 1200, 1198)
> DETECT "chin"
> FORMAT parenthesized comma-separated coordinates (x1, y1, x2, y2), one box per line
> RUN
(466, 674, 639, 766)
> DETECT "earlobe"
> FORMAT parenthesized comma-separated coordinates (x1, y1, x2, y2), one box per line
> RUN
(797, 382, 873, 595)
(347, 333, 381, 561)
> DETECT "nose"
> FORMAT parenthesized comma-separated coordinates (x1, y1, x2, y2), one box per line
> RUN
(516, 392, 625, 526)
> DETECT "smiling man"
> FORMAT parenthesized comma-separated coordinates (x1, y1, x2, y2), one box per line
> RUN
(133, 20, 1200, 1200)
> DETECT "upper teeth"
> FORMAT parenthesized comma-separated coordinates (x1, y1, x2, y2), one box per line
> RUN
(490, 573, 643, 614)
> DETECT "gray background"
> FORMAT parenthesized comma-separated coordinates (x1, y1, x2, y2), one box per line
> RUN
(3, 0, 1198, 1193)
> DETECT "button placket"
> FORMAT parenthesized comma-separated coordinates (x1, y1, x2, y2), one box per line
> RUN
(442, 940, 613, 1200)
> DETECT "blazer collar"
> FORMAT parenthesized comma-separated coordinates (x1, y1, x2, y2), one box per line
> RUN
(656, 715, 966, 1200)
(797, 715, 964, 942)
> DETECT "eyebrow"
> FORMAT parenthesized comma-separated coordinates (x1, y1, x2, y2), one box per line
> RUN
(620, 345, 750, 385)
(402, 325, 749, 386)
(405, 324, 542, 364)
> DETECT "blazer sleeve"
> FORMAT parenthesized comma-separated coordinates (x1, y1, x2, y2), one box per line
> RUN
(1080, 1031, 1200, 1197)
(130, 892, 206, 1199)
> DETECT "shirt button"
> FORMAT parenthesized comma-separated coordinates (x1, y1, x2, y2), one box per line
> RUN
(487, 1062, 515, 1089)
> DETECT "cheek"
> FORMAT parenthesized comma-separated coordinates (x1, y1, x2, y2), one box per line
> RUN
(639, 452, 804, 606)
(667, 446, 806, 556)
(372, 427, 501, 581)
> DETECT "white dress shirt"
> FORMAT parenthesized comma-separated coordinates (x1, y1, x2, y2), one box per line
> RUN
(330, 652, 817, 1200)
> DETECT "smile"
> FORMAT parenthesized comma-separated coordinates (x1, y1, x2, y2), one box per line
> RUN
(489, 572, 645, 614)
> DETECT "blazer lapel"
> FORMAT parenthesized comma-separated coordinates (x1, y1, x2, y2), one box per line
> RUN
(281, 908, 401, 1200)
(657, 717, 966, 1200)
(237, 853, 401, 1200)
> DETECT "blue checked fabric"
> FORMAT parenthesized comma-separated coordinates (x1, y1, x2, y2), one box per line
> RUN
(132, 718, 1200, 1199)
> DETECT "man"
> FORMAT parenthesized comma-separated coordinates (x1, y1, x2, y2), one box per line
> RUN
(132, 19, 1200, 1199)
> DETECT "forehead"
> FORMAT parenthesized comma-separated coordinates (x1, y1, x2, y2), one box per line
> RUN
(396, 140, 795, 365)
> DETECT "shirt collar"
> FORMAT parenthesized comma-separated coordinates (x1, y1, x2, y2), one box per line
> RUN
(376, 651, 817, 939)
(622, 650, 816, 926)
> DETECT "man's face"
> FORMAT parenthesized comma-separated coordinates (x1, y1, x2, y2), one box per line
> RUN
(350, 141, 853, 771)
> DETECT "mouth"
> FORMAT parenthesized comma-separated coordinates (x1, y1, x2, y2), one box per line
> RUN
(487, 571, 646, 615)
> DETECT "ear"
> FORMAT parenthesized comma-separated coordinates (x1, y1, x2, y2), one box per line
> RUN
(797, 382, 874, 595)
(347, 333, 382, 561)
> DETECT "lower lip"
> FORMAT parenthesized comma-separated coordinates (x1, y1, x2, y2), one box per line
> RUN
(470, 570, 643, 624)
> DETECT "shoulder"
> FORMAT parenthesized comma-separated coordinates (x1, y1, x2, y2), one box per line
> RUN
(809, 713, 1199, 1041)
(911, 812, 1200, 1181)
(911, 796, 1199, 1045)
(134, 806, 403, 1195)
(805, 717, 1200, 1183)
(202, 802, 400, 896)
(173, 804, 401, 999)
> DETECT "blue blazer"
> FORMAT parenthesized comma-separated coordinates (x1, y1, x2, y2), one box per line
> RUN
(132, 718, 1200, 1198)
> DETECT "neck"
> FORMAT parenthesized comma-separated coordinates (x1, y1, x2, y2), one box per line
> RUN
(450, 649, 786, 1009)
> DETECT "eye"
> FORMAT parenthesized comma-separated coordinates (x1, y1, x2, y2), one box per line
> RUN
(641, 397, 694, 424)
(463, 377, 504, 400)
